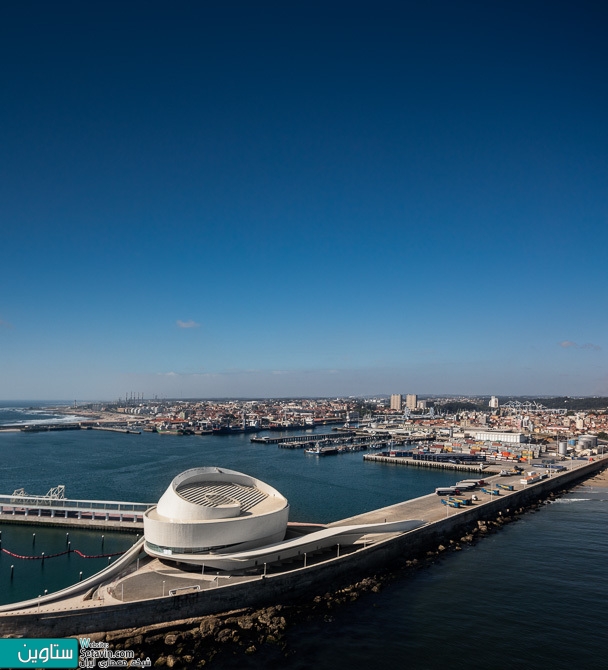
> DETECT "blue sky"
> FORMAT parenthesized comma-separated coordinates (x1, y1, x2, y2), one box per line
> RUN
(1, 1, 607, 400)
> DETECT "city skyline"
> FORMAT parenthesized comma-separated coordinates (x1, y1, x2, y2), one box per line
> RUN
(1, 1, 606, 400)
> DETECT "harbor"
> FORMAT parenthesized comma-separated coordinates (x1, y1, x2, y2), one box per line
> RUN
(0, 452, 605, 637)
(1, 406, 607, 669)
(252, 431, 408, 453)
(250, 432, 355, 445)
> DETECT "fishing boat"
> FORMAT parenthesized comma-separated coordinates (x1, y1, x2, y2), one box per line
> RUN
(305, 444, 339, 456)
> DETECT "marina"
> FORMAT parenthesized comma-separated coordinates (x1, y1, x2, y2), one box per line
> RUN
(250, 432, 354, 445)
(254, 431, 404, 454)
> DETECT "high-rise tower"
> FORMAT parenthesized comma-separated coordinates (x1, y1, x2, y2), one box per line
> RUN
(390, 394, 402, 411)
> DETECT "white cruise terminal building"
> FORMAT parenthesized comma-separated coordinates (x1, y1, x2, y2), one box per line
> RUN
(143, 466, 424, 571)
(144, 467, 289, 558)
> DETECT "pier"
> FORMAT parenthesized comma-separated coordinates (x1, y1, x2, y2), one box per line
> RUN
(0, 455, 605, 637)
(282, 438, 400, 450)
(363, 454, 499, 473)
(90, 426, 142, 434)
(0, 422, 143, 434)
(0, 490, 151, 531)
(251, 431, 405, 451)
(19, 423, 81, 432)
(250, 432, 354, 444)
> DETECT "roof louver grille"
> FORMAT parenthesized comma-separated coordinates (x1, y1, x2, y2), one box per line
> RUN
(176, 482, 268, 511)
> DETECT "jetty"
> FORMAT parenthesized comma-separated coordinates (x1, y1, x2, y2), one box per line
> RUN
(250, 432, 353, 444)
(252, 432, 403, 452)
(364, 453, 498, 474)
(0, 488, 151, 531)
(90, 426, 142, 434)
(19, 423, 81, 432)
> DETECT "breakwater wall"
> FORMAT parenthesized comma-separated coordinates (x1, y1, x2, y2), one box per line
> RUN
(363, 454, 500, 474)
(0, 516, 143, 532)
(90, 427, 141, 434)
(1, 457, 605, 638)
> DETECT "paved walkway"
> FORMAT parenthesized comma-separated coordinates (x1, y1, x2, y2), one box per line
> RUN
(331, 459, 597, 527)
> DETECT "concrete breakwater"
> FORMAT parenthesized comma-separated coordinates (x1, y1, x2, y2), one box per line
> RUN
(90, 426, 142, 434)
(0, 457, 605, 639)
(81, 489, 566, 667)
(0, 423, 140, 434)
(363, 453, 500, 473)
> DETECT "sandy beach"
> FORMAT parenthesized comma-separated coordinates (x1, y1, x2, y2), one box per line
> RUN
(582, 463, 608, 486)
(51, 406, 133, 424)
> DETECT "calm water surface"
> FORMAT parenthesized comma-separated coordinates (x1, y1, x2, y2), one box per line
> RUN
(0, 414, 457, 604)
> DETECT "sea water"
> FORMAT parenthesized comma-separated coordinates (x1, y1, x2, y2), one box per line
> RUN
(216, 486, 608, 670)
(0, 408, 457, 605)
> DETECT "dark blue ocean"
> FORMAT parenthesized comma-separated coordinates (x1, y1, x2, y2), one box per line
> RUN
(1, 404, 606, 669)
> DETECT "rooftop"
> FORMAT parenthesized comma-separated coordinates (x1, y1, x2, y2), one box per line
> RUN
(176, 481, 268, 511)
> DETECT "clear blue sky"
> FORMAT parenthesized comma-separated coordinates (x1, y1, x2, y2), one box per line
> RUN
(1, 1, 606, 400)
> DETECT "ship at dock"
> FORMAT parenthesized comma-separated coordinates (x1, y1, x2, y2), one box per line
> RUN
(305, 444, 340, 456)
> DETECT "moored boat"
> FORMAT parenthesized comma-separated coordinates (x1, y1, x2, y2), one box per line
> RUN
(305, 444, 340, 456)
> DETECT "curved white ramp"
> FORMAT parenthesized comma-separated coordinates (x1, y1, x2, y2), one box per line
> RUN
(145, 518, 425, 571)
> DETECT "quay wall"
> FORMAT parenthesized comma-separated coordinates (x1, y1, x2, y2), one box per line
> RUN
(1, 458, 605, 638)
(363, 454, 501, 474)
(0, 515, 143, 532)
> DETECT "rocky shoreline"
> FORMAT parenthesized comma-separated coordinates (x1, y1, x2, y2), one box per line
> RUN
(76, 471, 606, 668)
(80, 574, 388, 668)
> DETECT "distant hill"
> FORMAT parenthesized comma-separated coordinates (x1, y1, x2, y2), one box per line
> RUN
(433, 396, 608, 413)
(527, 396, 608, 411)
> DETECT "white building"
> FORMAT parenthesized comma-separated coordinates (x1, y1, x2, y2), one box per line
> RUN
(471, 430, 525, 444)
(144, 467, 424, 571)
(489, 396, 499, 409)
(144, 467, 290, 559)
(406, 394, 417, 410)
(390, 394, 402, 411)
